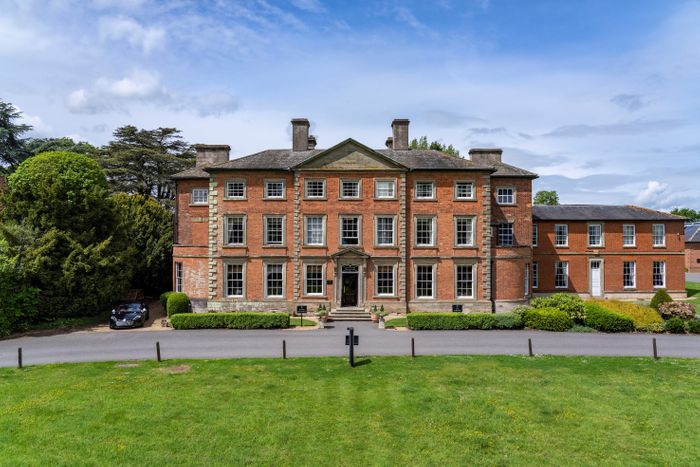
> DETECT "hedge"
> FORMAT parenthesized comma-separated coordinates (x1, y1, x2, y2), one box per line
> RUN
(687, 319, 700, 334)
(160, 291, 174, 309)
(523, 308, 572, 332)
(407, 313, 497, 330)
(586, 300, 663, 332)
(664, 317, 686, 334)
(492, 312, 524, 330)
(166, 292, 190, 318)
(171, 312, 290, 330)
(583, 303, 634, 333)
(531, 294, 585, 321)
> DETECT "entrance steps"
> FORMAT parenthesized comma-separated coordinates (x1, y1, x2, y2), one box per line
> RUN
(329, 308, 372, 321)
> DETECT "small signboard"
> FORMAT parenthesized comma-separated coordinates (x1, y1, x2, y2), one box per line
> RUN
(296, 305, 307, 314)
(452, 304, 463, 313)
(345, 335, 359, 346)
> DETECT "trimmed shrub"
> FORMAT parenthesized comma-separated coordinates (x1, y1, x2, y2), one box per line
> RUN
(171, 312, 290, 330)
(492, 312, 524, 330)
(583, 303, 634, 333)
(522, 308, 572, 332)
(511, 305, 532, 316)
(166, 292, 190, 318)
(407, 313, 496, 330)
(530, 294, 585, 321)
(687, 319, 700, 334)
(658, 302, 696, 320)
(587, 300, 663, 332)
(664, 317, 686, 334)
(650, 289, 673, 311)
(160, 291, 173, 309)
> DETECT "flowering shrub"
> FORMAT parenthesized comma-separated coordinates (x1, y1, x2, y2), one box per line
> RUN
(659, 302, 697, 320)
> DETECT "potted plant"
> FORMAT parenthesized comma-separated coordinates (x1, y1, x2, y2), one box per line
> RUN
(370, 305, 379, 323)
(377, 305, 388, 329)
(315, 305, 328, 328)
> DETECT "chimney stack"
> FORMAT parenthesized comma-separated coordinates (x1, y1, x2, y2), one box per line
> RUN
(291, 118, 310, 151)
(468, 148, 502, 165)
(194, 144, 230, 168)
(391, 119, 409, 150)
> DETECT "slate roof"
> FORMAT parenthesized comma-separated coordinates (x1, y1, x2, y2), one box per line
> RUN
(171, 166, 210, 179)
(532, 205, 684, 221)
(685, 224, 700, 243)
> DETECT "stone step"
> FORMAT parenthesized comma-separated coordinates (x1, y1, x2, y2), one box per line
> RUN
(329, 315, 373, 321)
(329, 310, 369, 315)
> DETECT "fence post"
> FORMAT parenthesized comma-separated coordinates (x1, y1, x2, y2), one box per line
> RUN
(653, 338, 658, 360)
(18, 347, 22, 369)
(528, 338, 533, 357)
(411, 338, 415, 358)
(283, 339, 287, 359)
(156, 341, 161, 362)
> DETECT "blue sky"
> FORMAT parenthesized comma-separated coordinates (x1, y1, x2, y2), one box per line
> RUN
(2, 0, 700, 209)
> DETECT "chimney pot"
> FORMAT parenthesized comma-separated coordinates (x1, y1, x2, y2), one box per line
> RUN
(291, 118, 310, 151)
(468, 148, 502, 165)
(307, 135, 317, 150)
(391, 118, 409, 150)
(194, 144, 230, 168)
(385, 136, 394, 149)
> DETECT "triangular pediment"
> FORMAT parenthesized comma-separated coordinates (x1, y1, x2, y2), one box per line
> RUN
(295, 138, 407, 171)
(330, 247, 371, 259)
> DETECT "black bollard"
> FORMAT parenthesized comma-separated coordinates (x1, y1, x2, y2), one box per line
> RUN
(283, 339, 287, 359)
(18, 347, 22, 369)
(528, 338, 533, 357)
(653, 338, 658, 360)
(411, 337, 415, 358)
(156, 341, 162, 362)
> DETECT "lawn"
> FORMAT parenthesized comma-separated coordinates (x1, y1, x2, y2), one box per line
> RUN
(289, 316, 316, 327)
(385, 317, 407, 328)
(686, 281, 700, 314)
(2, 356, 700, 465)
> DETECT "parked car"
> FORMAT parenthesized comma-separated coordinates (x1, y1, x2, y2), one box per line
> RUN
(109, 302, 149, 329)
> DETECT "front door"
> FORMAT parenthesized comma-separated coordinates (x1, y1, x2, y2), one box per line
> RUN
(341, 272, 358, 307)
(590, 260, 602, 297)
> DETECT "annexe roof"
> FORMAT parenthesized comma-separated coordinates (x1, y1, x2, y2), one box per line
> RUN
(685, 224, 700, 243)
(532, 205, 684, 222)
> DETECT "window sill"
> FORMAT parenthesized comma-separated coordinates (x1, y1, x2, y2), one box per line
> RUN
(262, 245, 287, 248)
(555, 245, 569, 249)
(338, 198, 363, 201)
(263, 198, 287, 201)
(302, 295, 327, 299)
(223, 198, 247, 201)
(414, 246, 438, 249)
(588, 245, 604, 248)
(413, 199, 437, 202)
(303, 197, 327, 201)
(374, 245, 398, 249)
(454, 245, 478, 249)
(652, 246, 667, 249)
(453, 198, 477, 202)
(374, 197, 398, 201)
(623, 245, 637, 248)
(373, 295, 397, 299)
(303, 245, 327, 249)
(496, 203, 517, 207)
(189, 203, 209, 207)
(223, 245, 247, 249)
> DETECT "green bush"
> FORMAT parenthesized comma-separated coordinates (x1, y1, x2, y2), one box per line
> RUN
(530, 294, 585, 321)
(658, 302, 696, 320)
(171, 312, 290, 330)
(583, 303, 634, 333)
(407, 313, 496, 330)
(492, 312, 524, 330)
(664, 317, 686, 334)
(687, 320, 700, 334)
(166, 292, 190, 318)
(0, 268, 40, 337)
(160, 291, 174, 309)
(586, 300, 663, 332)
(523, 308, 573, 332)
(650, 289, 673, 311)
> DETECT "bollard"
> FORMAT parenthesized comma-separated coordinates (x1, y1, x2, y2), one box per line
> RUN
(411, 338, 415, 358)
(156, 341, 161, 362)
(528, 338, 533, 357)
(283, 339, 287, 359)
(18, 347, 22, 369)
(653, 337, 658, 360)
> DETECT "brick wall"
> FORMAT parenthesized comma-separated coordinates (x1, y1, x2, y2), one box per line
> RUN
(686, 244, 700, 273)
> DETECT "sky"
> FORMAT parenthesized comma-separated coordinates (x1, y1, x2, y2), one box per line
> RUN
(2, 0, 700, 210)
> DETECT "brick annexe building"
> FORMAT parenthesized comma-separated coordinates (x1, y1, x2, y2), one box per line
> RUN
(172, 118, 685, 316)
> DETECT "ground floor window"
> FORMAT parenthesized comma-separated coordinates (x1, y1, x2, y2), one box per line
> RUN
(416, 264, 435, 298)
(175, 262, 183, 292)
(652, 261, 665, 288)
(265, 263, 284, 297)
(532, 262, 538, 289)
(225, 263, 244, 297)
(555, 261, 568, 289)
(304, 264, 324, 296)
(623, 261, 636, 288)
(455, 264, 474, 299)
(376, 265, 395, 296)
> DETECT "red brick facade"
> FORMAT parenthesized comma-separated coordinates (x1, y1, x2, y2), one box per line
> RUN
(686, 243, 700, 273)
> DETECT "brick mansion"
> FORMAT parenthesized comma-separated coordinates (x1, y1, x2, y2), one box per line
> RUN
(172, 118, 685, 314)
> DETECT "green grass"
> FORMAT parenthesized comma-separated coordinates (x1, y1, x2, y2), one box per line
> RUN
(686, 282, 700, 314)
(384, 317, 407, 328)
(2, 356, 700, 465)
(289, 317, 316, 327)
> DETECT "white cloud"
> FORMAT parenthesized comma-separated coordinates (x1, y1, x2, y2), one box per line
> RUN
(66, 70, 168, 114)
(98, 15, 165, 53)
(185, 93, 240, 118)
(290, 0, 325, 13)
(635, 180, 668, 205)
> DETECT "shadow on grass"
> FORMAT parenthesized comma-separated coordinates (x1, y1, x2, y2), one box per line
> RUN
(354, 358, 372, 367)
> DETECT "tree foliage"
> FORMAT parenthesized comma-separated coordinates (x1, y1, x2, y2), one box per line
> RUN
(671, 207, 700, 222)
(97, 126, 194, 205)
(0, 99, 32, 173)
(24, 137, 99, 158)
(410, 136, 461, 157)
(534, 190, 560, 205)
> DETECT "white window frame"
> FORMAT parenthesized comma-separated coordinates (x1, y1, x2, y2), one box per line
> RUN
(588, 223, 604, 247)
(304, 179, 326, 199)
(652, 224, 666, 247)
(414, 181, 435, 200)
(623, 224, 636, 247)
(303, 263, 325, 297)
(454, 263, 476, 299)
(263, 215, 285, 246)
(454, 216, 475, 247)
(374, 179, 397, 199)
(340, 179, 361, 199)
(532, 262, 539, 289)
(374, 263, 396, 297)
(555, 261, 569, 289)
(524, 263, 530, 297)
(264, 262, 285, 298)
(415, 263, 436, 299)
(496, 187, 515, 205)
(414, 215, 436, 247)
(652, 261, 666, 288)
(532, 223, 538, 247)
(224, 261, 245, 298)
(264, 179, 286, 199)
(623, 261, 636, 289)
(224, 215, 246, 246)
(304, 215, 326, 247)
(224, 179, 246, 200)
(496, 223, 514, 247)
(339, 215, 362, 246)
(555, 224, 568, 247)
(374, 215, 396, 247)
(175, 262, 183, 292)
(454, 181, 475, 200)
(191, 188, 208, 205)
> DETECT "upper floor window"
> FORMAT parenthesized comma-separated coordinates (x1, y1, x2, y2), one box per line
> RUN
(455, 217, 475, 247)
(532, 224, 538, 246)
(375, 216, 395, 246)
(496, 223, 513, 246)
(340, 180, 360, 199)
(225, 215, 246, 246)
(455, 181, 474, 200)
(304, 179, 325, 199)
(496, 187, 515, 205)
(340, 216, 360, 246)
(225, 180, 245, 199)
(415, 181, 435, 200)
(264, 216, 284, 246)
(555, 224, 568, 247)
(623, 224, 636, 247)
(304, 216, 325, 246)
(588, 223, 603, 247)
(264, 180, 285, 199)
(375, 180, 396, 199)
(191, 188, 208, 205)
(415, 216, 436, 247)
(652, 224, 665, 247)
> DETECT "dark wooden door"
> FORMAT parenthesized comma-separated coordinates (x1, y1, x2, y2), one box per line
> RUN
(341, 273, 358, 307)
